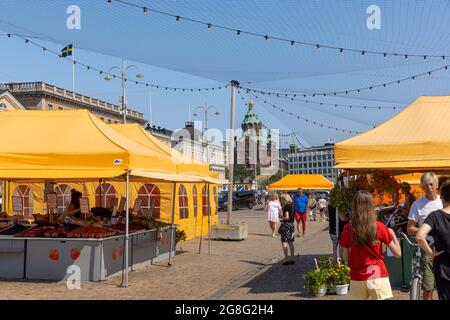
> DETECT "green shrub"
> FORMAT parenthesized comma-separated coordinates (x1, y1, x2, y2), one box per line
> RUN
(304, 269, 327, 295)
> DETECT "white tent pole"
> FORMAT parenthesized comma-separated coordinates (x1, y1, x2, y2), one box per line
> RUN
(207, 183, 211, 255)
(122, 170, 130, 287)
(168, 182, 177, 266)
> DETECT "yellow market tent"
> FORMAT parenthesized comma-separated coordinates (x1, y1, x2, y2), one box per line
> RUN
(110, 123, 211, 177)
(268, 174, 334, 190)
(395, 173, 422, 185)
(0, 110, 220, 282)
(335, 96, 450, 171)
(0, 109, 178, 179)
(0, 110, 220, 240)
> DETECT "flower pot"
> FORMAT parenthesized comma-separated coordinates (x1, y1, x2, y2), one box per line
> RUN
(315, 285, 327, 297)
(336, 284, 349, 295)
(327, 286, 336, 294)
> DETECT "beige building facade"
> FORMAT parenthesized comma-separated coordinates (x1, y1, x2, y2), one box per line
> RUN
(0, 82, 145, 125)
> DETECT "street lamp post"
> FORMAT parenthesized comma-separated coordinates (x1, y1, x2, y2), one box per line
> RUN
(104, 58, 143, 123)
(193, 103, 220, 164)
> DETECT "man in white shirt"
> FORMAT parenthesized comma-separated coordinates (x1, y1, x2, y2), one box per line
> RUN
(408, 172, 443, 300)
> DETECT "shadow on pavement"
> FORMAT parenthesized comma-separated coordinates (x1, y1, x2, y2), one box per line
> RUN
(247, 233, 273, 237)
(237, 253, 334, 297)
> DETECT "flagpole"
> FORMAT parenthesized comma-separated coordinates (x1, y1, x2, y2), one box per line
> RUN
(72, 43, 75, 94)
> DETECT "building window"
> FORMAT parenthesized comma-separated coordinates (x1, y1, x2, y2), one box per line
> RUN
(299, 164, 302, 168)
(328, 154, 331, 160)
(193, 185, 198, 218)
(95, 183, 117, 208)
(303, 157, 307, 161)
(12, 185, 34, 218)
(308, 156, 311, 161)
(328, 161, 332, 166)
(138, 184, 161, 219)
(202, 186, 210, 216)
(55, 184, 71, 215)
(318, 155, 322, 160)
(48, 104, 53, 111)
(179, 185, 189, 219)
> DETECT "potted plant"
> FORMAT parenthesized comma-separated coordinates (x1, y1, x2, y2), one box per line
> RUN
(304, 268, 327, 297)
(333, 263, 351, 295)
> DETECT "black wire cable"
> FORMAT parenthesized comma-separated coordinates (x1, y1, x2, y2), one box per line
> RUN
(109, 0, 450, 60)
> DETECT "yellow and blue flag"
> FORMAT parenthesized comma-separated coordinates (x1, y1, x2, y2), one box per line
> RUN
(61, 44, 73, 57)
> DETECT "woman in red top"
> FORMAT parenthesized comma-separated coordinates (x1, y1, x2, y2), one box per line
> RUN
(339, 190, 401, 300)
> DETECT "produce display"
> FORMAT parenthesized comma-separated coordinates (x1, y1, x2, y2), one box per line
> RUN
(131, 216, 171, 230)
(14, 226, 53, 237)
(0, 224, 29, 236)
(108, 223, 145, 234)
(66, 226, 118, 239)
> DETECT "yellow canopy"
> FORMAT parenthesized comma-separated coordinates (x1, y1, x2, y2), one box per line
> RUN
(268, 174, 334, 190)
(0, 110, 178, 180)
(110, 123, 211, 177)
(395, 173, 422, 185)
(335, 96, 450, 171)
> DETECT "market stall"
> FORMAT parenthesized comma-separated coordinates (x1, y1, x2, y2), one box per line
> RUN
(0, 110, 217, 282)
(268, 174, 334, 190)
(334, 95, 450, 286)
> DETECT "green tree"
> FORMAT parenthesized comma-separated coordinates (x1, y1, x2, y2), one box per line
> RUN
(225, 164, 250, 183)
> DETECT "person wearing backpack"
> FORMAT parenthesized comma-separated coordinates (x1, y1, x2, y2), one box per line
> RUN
(339, 190, 401, 300)
(280, 193, 296, 265)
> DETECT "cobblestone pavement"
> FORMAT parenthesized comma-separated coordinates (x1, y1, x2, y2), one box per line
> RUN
(0, 207, 408, 300)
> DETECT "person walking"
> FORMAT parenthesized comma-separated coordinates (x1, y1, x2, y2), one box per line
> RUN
(266, 193, 282, 237)
(293, 188, 309, 238)
(416, 178, 450, 300)
(318, 196, 328, 222)
(279, 193, 296, 265)
(307, 194, 317, 221)
(408, 172, 443, 300)
(340, 190, 401, 300)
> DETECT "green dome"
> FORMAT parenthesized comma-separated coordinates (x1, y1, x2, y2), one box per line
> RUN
(243, 99, 261, 125)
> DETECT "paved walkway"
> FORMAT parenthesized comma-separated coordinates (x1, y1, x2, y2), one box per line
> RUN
(0, 207, 408, 299)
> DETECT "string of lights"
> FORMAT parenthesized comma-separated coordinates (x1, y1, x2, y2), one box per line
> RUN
(242, 87, 405, 110)
(254, 93, 406, 110)
(240, 63, 450, 97)
(245, 92, 364, 134)
(108, 0, 450, 60)
(0, 33, 228, 92)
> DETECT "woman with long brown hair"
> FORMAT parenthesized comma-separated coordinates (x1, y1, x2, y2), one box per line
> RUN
(339, 190, 401, 300)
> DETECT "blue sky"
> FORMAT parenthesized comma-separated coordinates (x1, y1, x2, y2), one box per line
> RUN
(1, 0, 450, 147)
